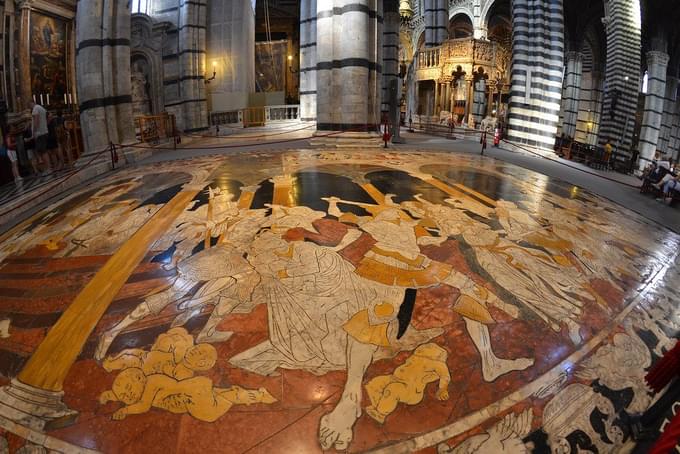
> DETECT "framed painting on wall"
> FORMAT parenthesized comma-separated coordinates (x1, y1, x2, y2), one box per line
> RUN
(30, 11, 68, 100)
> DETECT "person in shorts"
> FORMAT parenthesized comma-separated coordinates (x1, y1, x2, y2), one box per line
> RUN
(30, 101, 50, 174)
(5, 133, 20, 181)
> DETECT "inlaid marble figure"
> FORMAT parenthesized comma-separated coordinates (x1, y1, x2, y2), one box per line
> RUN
(281, 195, 534, 451)
(95, 204, 268, 360)
(576, 321, 652, 413)
(365, 343, 451, 423)
(99, 368, 276, 422)
(440, 408, 533, 453)
(406, 196, 588, 345)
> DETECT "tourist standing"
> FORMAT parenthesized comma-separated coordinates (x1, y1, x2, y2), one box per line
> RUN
(30, 101, 50, 174)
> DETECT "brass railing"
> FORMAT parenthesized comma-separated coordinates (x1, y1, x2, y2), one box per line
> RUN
(135, 112, 177, 143)
(243, 107, 266, 127)
(63, 118, 83, 161)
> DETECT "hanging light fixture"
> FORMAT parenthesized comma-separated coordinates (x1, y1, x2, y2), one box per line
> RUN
(399, 0, 413, 24)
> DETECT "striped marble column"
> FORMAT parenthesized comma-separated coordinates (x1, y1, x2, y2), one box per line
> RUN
(560, 51, 584, 139)
(381, 0, 399, 115)
(657, 75, 678, 155)
(76, 0, 135, 154)
(472, 77, 486, 124)
(574, 71, 604, 145)
(435, 0, 448, 45)
(300, 0, 317, 121)
(178, 0, 209, 132)
(316, 0, 381, 131)
(424, 0, 446, 47)
(507, 0, 564, 150)
(637, 51, 669, 170)
(669, 100, 680, 159)
(598, 0, 641, 155)
(424, 0, 434, 47)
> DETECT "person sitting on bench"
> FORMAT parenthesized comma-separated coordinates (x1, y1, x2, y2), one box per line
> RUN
(641, 157, 672, 193)
(656, 174, 680, 204)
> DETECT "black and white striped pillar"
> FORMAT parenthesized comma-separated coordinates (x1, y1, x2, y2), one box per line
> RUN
(657, 74, 678, 155)
(598, 0, 641, 155)
(381, 0, 399, 115)
(424, 0, 447, 47)
(435, 0, 447, 45)
(668, 88, 680, 159)
(574, 71, 604, 145)
(472, 76, 487, 124)
(637, 51, 669, 169)
(560, 51, 584, 139)
(300, 0, 317, 121)
(316, 0, 381, 131)
(178, 0, 209, 132)
(506, 0, 565, 150)
(76, 0, 135, 154)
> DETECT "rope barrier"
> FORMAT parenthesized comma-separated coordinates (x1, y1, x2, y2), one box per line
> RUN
(410, 124, 642, 190)
(0, 145, 112, 219)
(498, 139, 641, 189)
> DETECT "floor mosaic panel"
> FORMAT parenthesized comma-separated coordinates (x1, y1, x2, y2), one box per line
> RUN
(0, 150, 677, 453)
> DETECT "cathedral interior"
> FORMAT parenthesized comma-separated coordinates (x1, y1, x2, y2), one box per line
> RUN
(0, 0, 679, 453)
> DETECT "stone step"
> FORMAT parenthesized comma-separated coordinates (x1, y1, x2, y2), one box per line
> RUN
(310, 132, 384, 148)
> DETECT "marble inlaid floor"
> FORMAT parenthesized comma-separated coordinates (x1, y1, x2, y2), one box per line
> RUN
(0, 149, 677, 453)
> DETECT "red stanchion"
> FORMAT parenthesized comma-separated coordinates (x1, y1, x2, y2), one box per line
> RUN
(646, 343, 680, 393)
(649, 411, 680, 454)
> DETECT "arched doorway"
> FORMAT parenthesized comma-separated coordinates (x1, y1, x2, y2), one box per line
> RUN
(449, 13, 473, 39)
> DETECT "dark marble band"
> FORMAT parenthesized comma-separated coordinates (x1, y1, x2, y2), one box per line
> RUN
(317, 59, 381, 72)
(165, 98, 207, 107)
(80, 95, 132, 113)
(163, 49, 206, 60)
(164, 75, 205, 86)
(76, 38, 130, 54)
(317, 4, 378, 19)
(317, 122, 378, 131)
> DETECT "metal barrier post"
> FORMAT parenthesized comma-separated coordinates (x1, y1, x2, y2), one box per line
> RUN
(480, 130, 487, 155)
(109, 142, 118, 169)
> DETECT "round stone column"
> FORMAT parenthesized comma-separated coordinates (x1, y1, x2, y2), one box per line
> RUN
(434, 0, 448, 45)
(637, 51, 669, 171)
(381, 0, 399, 116)
(300, 0, 317, 121)
(657, 74, 678, 154)
(178, 0, 209, 132)
(561, 51, 584, 139)
(472, 76, 486, 124)
(507, 0, 565, 150)
(598, 0, 641, 156)
(17, 1, 32, 111)
(76, 0, 135, 154)
(316, 0, 380, 131)
(424, 0, 434, 47)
